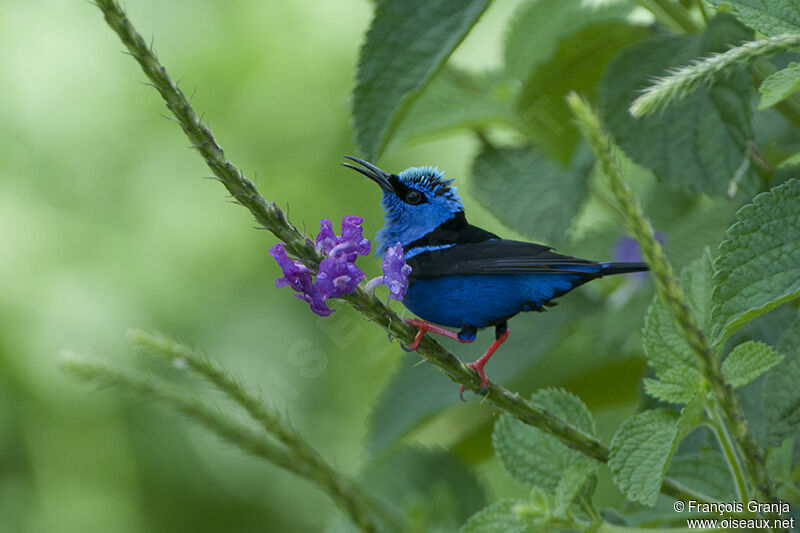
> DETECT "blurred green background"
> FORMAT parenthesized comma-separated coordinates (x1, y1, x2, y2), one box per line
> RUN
(0, 1, 689, 531)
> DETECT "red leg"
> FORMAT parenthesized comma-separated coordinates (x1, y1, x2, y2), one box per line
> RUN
(403, 318, 474, 350)
(460, 326, 510, 395)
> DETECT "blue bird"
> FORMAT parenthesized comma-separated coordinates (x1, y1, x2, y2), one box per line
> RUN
(342, 156, 648, 393)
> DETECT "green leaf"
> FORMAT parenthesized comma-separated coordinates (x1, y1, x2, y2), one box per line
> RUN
(643, 367, 705, 404)
(492, 388, 597, 492)
(553, 463, 596, 516)
(358, 447, 486, 532)
(390, 69, 514, 148)
(609, 399, 701, 506)
(758, 62, 800, 110)
(722, 340, 784, 388)
(471, 144, 591, 245)
(503, 0, 632, 79)
(709, 0, 800, 36)
(711, 179, 800, 344)
(764, 312, 800, 446)
(642, 250, 713, 377)
(667, 451, 737, 501)
(516, 22, 650, 163)
(459, 499, 533, 533)
(599, 15, 756, 196)
(352, 0, 491, 160)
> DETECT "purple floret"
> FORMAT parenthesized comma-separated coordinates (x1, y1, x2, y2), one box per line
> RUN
(316, 216, 371, 261)
(315, 257, 365, 300)
(382, 243, 412, 301)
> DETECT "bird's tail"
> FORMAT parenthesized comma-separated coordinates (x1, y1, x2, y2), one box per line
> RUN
(599, 262, 649, 275)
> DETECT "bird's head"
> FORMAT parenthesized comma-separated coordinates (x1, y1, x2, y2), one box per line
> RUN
(342, 156, 463, 257)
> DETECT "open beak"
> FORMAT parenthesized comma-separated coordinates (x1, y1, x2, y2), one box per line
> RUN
(341, 156, 395, 194)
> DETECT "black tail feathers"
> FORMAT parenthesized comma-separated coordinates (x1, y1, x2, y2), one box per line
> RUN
(600, 262, 649, 276)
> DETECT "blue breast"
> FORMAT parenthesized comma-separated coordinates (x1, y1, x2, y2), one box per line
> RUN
(402, 273, 583, 329)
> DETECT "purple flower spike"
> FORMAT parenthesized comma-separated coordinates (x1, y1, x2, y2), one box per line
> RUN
(382, 243, 412, 301)
(615, 231, 665, 280)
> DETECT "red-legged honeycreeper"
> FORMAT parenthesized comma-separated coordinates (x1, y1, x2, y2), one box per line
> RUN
(342, 156, 648, 393)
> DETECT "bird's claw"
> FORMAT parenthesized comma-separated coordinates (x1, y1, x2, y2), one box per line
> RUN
(459, 362, 489, 399)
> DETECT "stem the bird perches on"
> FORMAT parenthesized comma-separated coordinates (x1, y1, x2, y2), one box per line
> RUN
(90, 0, 704, 509)
(568, 94, 776, 507)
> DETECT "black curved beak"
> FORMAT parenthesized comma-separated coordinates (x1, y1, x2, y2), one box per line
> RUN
(341, 156, 395, 194)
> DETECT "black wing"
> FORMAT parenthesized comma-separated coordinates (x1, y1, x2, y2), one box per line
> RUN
(407, 239, 603, 281)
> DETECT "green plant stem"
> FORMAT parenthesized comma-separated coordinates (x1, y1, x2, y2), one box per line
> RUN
(634, 0, 701, 33)
(568, 94, 775, 508)
(61, 354, 383, 533)
(89, 0, 709, 506)
(706, 410, 750, 502)
(127, 330, 402, 532)
(630, 34, 800, 117)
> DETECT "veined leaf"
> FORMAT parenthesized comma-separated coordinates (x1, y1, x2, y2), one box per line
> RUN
(711, 179, 800, 344)
(471, 143, 592, 245)
(352, 0, 491, 160)
(390, 69, 514, 148)
(503, 0, 632, 79)
(758, 62, 800, 110)
(609, 399, 702, 506)
(642, 249, 713, 377)
(600, 15, 756, 196)
(492, 388, 597, 492)
(709, 0, 800, 35)
(764, 312, 800, 446)
(516, 22, 650, 163)
(643, 367, 705, 404)
(666, 451, 736, 501)
(722, 340, 784, 388)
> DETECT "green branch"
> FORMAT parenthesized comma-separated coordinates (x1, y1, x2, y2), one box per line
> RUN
(568, 93, 776, 508)
(88, 0, 706, 506)
(631, 34, 800, 117)
(127, 330, 402, 532)
(61, 351, 386, 532)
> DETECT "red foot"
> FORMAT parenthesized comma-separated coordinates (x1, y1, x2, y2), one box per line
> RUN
(403, 318, 473, 350)
(460, 327, 511, 396)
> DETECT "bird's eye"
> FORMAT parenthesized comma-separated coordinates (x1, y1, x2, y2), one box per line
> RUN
(406, 190, 423, 204)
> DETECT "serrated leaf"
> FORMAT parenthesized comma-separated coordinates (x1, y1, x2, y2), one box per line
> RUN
(352, 0, 491, 160)
(711, 179, 800, 344)
(722, 340, 784, 388)
(459, 499, 533, 533)
(758, 63, 800, 110)
(390, 69, 514, 148)
(642, 250, 713, 377)
(503, 0, 632, 79)
(553, 463, 596, 516)
(765, 313, 800, 446)
(516, 22, 650, 163)
(492, 388, 597, 492)
(599, 15, 756, 196)
(609, 399, 701, 506)
(667, 451, 737, 501)
(643, 367, 705, 404)
(471, 144, 591, 245)
(709, 0, 800, 36)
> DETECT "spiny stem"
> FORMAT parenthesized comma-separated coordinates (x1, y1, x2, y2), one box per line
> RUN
(61, 352, 385, 533)
(127, 329, 402, 531)
(89, 0, 708, 505)
(568, 93, 775, 507)
(631, 34, 800, 117)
